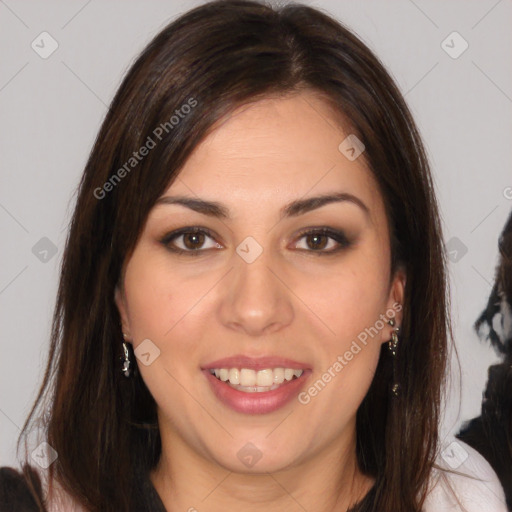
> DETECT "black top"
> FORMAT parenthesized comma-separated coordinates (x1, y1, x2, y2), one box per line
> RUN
(0, 464, 376, 511)
(132, 467, 167, 511)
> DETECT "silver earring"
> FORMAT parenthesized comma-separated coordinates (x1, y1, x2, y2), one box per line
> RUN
(121, 335, 133, 378)
(387, 319, 400, 396)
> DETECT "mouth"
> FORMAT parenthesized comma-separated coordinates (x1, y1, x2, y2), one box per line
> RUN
(201, 356, 311, 414)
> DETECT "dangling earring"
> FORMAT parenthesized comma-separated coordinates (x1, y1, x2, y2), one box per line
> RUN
(387, 318, 400, 396)
(121, 333, 133, 378)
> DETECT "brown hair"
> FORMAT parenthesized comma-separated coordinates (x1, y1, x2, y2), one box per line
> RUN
(17, 1, 451, 510)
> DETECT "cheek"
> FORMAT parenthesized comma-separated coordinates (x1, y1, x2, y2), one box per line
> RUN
(121, 252, 212, 410)
(298, 249, 389, 406)
(123, 250, 191, 336)
(303, 316, 383, 427)
(304, 256, 390, 341)
(122, 249, 217, 370)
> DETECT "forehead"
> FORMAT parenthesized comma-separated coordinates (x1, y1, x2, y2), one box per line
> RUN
(158, 92, 386, 228)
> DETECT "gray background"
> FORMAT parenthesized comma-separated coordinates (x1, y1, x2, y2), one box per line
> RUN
(1, 0, 511, 467)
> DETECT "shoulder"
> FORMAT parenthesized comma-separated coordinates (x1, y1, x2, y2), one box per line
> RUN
(423, 439, 508, 512)
(0, 464, 45, 511)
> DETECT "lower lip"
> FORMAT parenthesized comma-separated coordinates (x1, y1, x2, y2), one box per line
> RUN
(203, 370, 311, 414)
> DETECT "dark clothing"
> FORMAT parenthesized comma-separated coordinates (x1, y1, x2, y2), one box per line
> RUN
(0, 464, 167, 512)
(0, 466, 44, 512)
(0, 464, 376, 511)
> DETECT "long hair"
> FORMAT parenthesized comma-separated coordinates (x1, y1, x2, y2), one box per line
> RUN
(16, 1, 451, 510)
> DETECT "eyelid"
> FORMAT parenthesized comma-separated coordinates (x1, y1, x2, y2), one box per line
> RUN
(159, 226, 352, 255)
(291, 226, 352, 252)
(159, 226, 221, 254)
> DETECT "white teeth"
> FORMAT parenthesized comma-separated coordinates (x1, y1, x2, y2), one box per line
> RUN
(228, 368, 240, 385)
(209, 367, 304, 389)
(256, 369, 273, 387)
(273, 368, 285, 384)
(240, 368, 256, 386)
(284, 368, 295, 381)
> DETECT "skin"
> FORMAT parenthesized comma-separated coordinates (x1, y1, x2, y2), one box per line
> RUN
(115, 90, 405, 512)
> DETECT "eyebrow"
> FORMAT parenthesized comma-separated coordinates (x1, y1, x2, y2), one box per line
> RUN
(155, 192, 370, 220)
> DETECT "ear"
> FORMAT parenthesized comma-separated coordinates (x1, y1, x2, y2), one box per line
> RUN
(114, 284, 131, 340)
(382, 267, 406, 343)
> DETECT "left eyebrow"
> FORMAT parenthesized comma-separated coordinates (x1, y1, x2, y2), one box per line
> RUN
(155, 192, 370, 220)
(282, 192, 370, 220)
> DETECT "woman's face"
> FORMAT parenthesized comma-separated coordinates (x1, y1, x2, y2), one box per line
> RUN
(116, 91, 405, 473)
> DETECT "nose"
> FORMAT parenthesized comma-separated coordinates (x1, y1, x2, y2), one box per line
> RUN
(218, 248, 294, 337)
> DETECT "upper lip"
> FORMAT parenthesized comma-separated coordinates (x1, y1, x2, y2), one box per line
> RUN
(202, 355, 311, 371)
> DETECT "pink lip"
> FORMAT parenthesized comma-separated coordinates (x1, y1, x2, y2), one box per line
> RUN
(201, 354, 311, 371)
(203, 369, 311, 414)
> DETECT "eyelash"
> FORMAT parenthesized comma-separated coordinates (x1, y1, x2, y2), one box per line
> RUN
(159, 226, 353, 256)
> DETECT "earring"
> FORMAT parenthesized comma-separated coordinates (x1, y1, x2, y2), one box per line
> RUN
(387, 318, 400, 396)
(121, 334, 133, 378)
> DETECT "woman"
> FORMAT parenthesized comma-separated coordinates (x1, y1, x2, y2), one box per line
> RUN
(0, 0, 507, 510)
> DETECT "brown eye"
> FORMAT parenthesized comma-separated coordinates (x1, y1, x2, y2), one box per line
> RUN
(305, 233, 329, 251)
(182, 232, 206, 250)
(294, 228, 352, 254)
(160, 226, 352, 257)
(160, 227, 222, 255)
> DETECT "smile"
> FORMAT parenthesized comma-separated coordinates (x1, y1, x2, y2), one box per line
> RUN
(209, 367, 304, 392)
